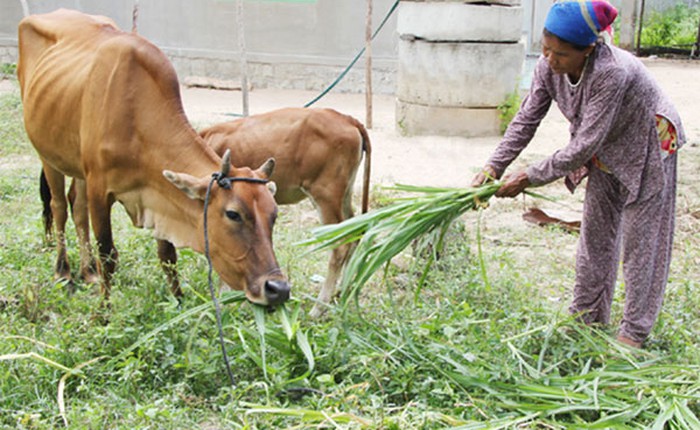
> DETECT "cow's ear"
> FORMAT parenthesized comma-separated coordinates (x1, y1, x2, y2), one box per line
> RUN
(258, 157, 275, 179)
(267, 181, 277, 196)
(163, 170, 208, 200)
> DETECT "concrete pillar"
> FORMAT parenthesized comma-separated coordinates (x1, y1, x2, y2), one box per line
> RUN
(396, 0, 525, 137)
(618, 0, 639, 51)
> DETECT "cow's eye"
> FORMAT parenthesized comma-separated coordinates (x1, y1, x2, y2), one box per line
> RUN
(225, 210, 242, 222)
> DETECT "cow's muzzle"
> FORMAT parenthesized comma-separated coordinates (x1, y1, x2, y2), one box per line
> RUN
(265, 279, 290, 306)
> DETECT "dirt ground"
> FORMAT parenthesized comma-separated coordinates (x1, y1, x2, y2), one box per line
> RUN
(178, 57, 700, 192)
(2, 56, 699, 222)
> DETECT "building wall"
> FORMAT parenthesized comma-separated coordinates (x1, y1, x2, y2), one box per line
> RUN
(0, 0, 687, 93)
(0, 0, 399, 94)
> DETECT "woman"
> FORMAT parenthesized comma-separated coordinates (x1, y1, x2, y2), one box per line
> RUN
(472, 0, 685, 348)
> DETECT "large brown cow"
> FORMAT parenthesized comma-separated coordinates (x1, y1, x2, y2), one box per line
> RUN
(19, 9, 290, 306)
(42, 108, 371, 316)
(200, 108, 371, 316)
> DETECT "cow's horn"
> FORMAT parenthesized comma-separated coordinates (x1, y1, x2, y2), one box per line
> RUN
(220, 149, 232, 177)
(259, 157, 275, 178)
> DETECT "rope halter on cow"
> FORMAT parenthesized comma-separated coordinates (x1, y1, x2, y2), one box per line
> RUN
(211, 149, 270, 189)
(203, 149, 272, 388)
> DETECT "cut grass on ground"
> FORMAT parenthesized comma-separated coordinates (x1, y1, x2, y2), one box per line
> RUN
(0, 85, 698, 429)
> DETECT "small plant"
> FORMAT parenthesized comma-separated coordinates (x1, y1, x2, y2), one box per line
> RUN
(497, 89, 521, 135)
(1, 63, 17, 79)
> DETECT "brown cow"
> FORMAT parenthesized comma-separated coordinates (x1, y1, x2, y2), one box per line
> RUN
(200, 108, 371, 316)
(42, 108, 371, 316)
(19, 9, 289, 306)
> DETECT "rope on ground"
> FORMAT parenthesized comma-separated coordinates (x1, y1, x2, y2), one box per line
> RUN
(304, 0, 398, 108)
(203, 175, 236, 388)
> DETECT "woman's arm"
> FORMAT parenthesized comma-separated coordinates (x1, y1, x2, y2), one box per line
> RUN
(526, 66, 627, 186)
(486, 58, 554, 177)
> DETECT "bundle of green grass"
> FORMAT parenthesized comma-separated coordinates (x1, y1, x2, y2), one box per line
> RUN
(302, 182, 509, 310)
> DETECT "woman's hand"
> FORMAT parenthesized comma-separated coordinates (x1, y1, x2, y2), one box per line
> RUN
(495, 171, 530, 198)
(471, 165, 498, 187)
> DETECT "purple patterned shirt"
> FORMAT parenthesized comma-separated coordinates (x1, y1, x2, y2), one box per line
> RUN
(487, 42, 685, 203)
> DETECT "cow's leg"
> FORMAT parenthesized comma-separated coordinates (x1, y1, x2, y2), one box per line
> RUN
(156, 239, 182, 299)
(309, 185, 356, 318)
(42, 165, 72, 285)
(70, 179, 100, 284)
(86, 183, 118, 304)
(39, 169, 54, 245)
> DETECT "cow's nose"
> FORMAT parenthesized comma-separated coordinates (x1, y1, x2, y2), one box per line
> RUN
(264, 279, 290, 305)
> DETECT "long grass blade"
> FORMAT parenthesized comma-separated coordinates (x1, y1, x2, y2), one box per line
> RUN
(1, 335, 61, 350)
(295, 330, 315, 374)
(304, 182, 506, 311)
(0, 352, 72, 373)
(241, 405, 371, 426)
(252, 305, 268, 380)
(58, 356, 106, 427)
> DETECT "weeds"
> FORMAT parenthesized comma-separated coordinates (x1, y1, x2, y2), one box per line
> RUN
(497, 89, 521, 135)
(640, 3, 700, 48)
(0, 86, 698, 429)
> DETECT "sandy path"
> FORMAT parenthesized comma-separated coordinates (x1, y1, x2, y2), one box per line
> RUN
(179, 57, 699, 192)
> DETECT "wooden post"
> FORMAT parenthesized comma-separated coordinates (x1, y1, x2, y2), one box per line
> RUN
(365, 0, 373, 129)
(636, 0, 646, 56)
(132, 0, 140, 33)
(693, 17, 700, 58)
(237, 0, 250, 117)
(19, 0, 30, 16)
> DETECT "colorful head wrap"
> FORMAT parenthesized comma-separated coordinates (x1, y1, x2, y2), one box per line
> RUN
(544, 1, 618, 46)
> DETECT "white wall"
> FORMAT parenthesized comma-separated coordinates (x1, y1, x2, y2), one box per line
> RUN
(0, 0, 399, 93)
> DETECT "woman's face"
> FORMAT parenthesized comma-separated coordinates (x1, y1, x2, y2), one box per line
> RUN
(542, 33, 594, 77)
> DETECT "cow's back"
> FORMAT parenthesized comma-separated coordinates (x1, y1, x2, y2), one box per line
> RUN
(17, 9, 118, 90)
(18, 10, 118, 177)
(18, 9, 190, 184)
(201, 108, 365, 205)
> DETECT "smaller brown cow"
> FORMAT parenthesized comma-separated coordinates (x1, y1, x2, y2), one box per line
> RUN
(44, 107, 370, 316)
(200, 108, 371, 316)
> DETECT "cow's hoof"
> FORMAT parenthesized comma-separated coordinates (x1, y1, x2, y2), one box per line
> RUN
(80, 271, 101, 286)
(91, 304, 111, 325)
(309, 305, 327, 319)
(54, 277, 76, 294)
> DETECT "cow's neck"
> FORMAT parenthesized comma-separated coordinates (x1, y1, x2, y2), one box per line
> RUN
(122, 107, 222, 253)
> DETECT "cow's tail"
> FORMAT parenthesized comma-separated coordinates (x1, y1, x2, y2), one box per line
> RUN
(352, 118, 372, 214)
(39, 169, 53, 240)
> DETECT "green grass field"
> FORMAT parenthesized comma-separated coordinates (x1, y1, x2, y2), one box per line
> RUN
(1, 81, 699, 429)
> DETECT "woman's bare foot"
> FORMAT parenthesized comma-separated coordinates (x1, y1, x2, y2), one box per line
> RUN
(616, 334, 642, 348)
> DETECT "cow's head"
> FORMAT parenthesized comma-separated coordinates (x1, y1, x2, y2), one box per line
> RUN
(163, 152, 290, 306)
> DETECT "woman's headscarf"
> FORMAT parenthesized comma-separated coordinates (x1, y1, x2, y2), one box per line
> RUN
(544, 1, 618, 46)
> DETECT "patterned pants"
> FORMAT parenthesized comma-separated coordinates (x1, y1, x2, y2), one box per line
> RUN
(570, 125, 678, 343)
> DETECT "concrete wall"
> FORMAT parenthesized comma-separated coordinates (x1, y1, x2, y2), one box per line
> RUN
(396, 0, 525, 137)
(0, 0, 399, 94)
